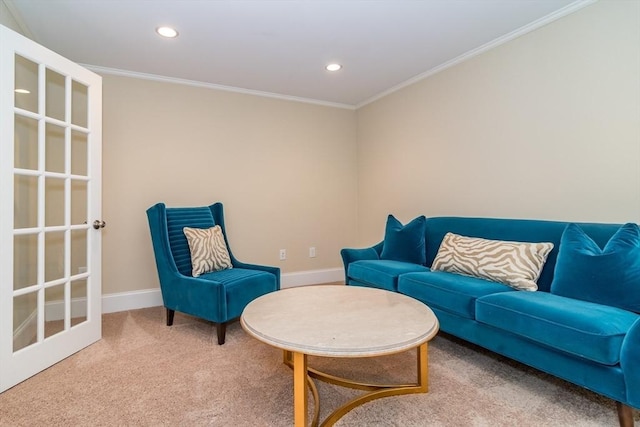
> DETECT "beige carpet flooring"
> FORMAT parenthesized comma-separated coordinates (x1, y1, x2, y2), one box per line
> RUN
(1, 306, 638, 426)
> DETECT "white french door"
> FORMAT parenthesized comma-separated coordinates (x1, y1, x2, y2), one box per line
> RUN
(0, 25, 102, 392)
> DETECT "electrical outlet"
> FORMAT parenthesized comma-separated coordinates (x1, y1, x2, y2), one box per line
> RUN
(309, 247, 316, 258)
(279, 249, 286, 260)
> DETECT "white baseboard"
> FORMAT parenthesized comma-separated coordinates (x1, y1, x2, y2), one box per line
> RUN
(45, 298, 88, 321)
(13, 310, 37, 350)
(280, 267, 344, 288)
(12, 268, 346, 343)
(15, 298, 90, 347)
(101, 267, 344, 314)
(102, 288, 164, 314)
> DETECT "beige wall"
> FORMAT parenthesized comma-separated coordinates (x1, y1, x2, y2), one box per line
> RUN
(5, 0, 640, 298)
(102, 76, 358, 294)
(356, 0, 640, 245)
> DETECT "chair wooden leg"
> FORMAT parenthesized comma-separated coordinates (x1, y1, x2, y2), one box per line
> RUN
(616, 402, 634, 427)
(217, 322, 227, 345)
(166, 308, 175, 326)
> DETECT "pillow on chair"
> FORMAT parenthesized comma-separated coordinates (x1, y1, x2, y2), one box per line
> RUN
(183, 226, 233, 277)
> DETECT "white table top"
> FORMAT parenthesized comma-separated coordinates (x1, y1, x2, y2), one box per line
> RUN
(241, 285, 439, 357)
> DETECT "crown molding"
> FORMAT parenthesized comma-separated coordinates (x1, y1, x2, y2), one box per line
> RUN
(356, 0, 599, 109)
(2, 0, 36, 40)
(83, 64, 356, 110)
(7, 0, 596, 112)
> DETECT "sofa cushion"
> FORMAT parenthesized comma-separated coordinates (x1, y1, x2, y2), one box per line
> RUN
(398, 271, 514, 319)
(476, 292, 639, 365)
(380, 214, 427, 265)
(431, 232, 553, 291)
(551, 223, 640, 313)
(348, 260, 429, 291)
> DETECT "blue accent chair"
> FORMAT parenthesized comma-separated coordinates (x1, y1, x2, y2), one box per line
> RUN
(146, 202, 280, 344)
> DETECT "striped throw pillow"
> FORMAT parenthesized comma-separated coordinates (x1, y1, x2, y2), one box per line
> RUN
(431, 232, 553, 291)
(183, 226, 233, 277)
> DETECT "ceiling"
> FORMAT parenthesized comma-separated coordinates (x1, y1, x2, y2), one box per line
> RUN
(6, 0, 587, 108)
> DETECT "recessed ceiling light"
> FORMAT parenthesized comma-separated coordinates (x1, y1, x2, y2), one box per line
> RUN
(326, 63, 342, 72)
(15, 88, 30, 94)
(156, 26, 178, 38)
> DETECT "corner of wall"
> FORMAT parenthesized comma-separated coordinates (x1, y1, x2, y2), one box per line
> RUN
(0, 1, 34, 38)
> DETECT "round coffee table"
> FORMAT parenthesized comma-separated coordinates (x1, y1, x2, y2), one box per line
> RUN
(241, 285, 439, 427)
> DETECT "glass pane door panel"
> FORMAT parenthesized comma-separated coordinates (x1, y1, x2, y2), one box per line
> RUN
(45, 123, 65, 173)
(71, 279, 87, 327)
(14, 175, 38, 229)
(13, 292, 38, 352)
(2, 24, 102, 392)
(44, 231, 65, 282)
(71, 180, 87, 225)
(71, 130, 87, 176)
(45, 68, 65, 121)
(44, 284, 65, 339)
(14, 54, 38, 113)
(45, 178, 65, 227)
(71, 80, 88, 128)
(13, 234, 37, 290)
(14, 115, 38, 170)
(70, 229, 87, 276)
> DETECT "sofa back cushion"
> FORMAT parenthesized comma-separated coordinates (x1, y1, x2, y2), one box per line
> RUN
(424, 217, 622, 292)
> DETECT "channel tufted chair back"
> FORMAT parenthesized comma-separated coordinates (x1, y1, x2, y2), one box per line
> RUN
(146, 202, 280, 344)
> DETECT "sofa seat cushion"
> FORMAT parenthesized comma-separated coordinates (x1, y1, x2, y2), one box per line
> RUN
(348, 260, 429, 291)
(398, 271, 515, 319)
(476, 292, 639, 365)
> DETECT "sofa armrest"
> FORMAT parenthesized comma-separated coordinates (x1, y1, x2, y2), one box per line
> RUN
(340, 241, 383, 283)
(620, 317, 640, 408)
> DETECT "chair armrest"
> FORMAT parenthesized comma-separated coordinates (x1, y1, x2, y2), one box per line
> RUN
(340, 241, 383, 283)
(620, 317, 640, 408)
(164, 275, 227, 322)
(232, 261, 281, 290)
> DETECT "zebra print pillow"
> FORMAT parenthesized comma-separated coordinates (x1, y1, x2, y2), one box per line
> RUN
(183, 226, 233, 277)
(431, 232, 553, 291)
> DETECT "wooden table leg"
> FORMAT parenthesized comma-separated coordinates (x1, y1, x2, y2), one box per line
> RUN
(293, 351, 308, 427)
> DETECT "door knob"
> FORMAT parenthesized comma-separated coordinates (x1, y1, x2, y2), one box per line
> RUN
(93, 220, 106, 230)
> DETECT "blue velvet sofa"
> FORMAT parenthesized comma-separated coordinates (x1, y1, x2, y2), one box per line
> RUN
(341, 216, 640, 426)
